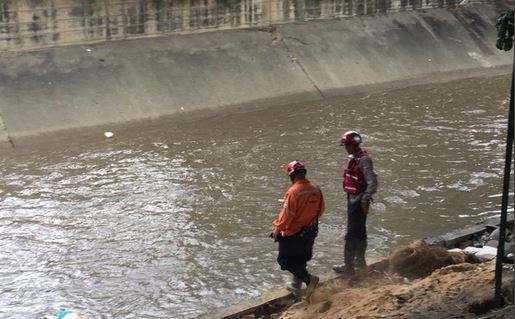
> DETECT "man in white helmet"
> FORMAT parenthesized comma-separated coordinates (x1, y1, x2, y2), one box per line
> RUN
(333, 131, 378, 275)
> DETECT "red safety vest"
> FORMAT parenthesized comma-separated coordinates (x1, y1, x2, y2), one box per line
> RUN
(343, 150, 369, 194)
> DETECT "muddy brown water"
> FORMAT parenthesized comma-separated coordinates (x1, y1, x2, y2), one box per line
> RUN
(0, 74, 512, 318)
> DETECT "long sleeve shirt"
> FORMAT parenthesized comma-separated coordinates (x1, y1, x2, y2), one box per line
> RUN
(349, 154, 378, 204)
(273, 179, 325, 237)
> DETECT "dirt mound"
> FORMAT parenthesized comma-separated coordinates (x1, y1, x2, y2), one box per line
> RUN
(274, 243, 513, 319)
(388, 242, 481, 279)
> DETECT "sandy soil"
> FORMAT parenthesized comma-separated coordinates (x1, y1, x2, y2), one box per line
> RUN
(277, 260, 514, 319)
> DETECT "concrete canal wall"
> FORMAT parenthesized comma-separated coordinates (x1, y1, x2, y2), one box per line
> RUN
(0, 0, 489, 52)
(0, 0, 513, 142)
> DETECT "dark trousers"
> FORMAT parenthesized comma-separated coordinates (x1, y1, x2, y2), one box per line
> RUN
(344, 198, 367, 270)
(345, 198, 367, 241)
(277, 229, 316, 282)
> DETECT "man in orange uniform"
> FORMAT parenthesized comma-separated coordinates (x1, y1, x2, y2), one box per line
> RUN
(272, 160, 325, 301)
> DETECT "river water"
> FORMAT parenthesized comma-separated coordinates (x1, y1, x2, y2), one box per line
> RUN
(0, 74, 512, 318)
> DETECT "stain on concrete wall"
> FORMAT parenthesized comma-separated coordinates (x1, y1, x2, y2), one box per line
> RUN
(0, 0, 477, 51)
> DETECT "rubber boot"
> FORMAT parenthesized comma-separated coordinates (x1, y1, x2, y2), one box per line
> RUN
(286, 275, 302, 298)
(355, 240, 367, 269)
(343, 238, 357, 275)
(304, 274, 319, 303)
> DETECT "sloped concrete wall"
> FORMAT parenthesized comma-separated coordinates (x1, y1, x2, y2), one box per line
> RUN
(0, 0, 472, 52)
(0, 28, 320, 138)
(278, 3, 510, 93)
(0, 1, 512, 142)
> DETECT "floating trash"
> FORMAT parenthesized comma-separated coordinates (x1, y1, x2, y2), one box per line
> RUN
(104, 131, 114, 138)
(55, 308, 81, 319)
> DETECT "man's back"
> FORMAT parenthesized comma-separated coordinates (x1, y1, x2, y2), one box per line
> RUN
(279, 179, 324, 236)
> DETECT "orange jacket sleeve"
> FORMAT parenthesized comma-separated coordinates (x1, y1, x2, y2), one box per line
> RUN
(273, 190, 297, 231)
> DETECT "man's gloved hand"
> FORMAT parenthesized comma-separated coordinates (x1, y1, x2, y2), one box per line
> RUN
(272, 227, 280, 241)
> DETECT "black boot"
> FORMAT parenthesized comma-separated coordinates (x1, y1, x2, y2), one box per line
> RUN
(343, 238, 357, 275)
(303, 273, 319, 303)
(286, 275, 302, 300)
(355, 240, 367, 269)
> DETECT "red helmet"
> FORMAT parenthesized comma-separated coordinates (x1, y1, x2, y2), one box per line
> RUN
(340, 131, 362, 145)
(285, 160, 306, 176)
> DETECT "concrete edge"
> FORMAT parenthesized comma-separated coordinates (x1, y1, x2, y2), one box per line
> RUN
(321, 66, 513, 100)
(423, 215, 514, 247)
(477, 305, 515, 318)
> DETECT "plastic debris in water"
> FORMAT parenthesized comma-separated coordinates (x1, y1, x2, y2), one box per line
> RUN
(56, 308, 79, 319)
(104, 131, 114, 138)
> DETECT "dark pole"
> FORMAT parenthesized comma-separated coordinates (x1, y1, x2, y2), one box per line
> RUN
(494, 56, 515, 309)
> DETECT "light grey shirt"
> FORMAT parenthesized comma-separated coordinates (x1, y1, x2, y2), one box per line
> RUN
(348, 153, 378, 204)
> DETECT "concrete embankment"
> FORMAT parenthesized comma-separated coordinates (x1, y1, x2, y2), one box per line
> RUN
(0, 1, 512, 144)
(0, 0, 479, 51)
